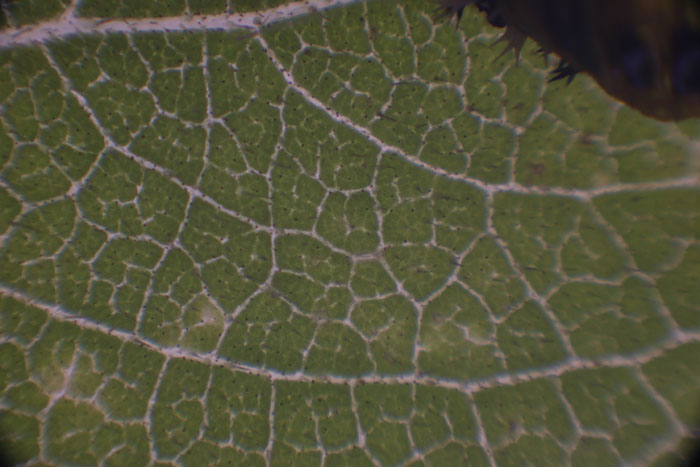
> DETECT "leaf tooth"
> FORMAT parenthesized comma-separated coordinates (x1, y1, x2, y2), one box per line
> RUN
(548, 59, 579, 84)
(432, 0, 477, 25)
(493, 25, 527, 64)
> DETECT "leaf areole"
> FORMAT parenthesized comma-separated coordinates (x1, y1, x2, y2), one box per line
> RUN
(435, 0, 700, 121)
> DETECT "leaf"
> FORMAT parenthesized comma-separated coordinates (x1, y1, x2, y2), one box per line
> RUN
(0, 1, 698, 465)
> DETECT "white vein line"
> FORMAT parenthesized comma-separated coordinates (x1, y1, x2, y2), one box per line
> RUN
(470, 399, 497, 467)
(57, 85, 380, 266)
(264, 382, 276, 462)
(1, 1, 693, 210)
(145, 354, 170, 461)
(484, 188, 577, 358)
(64, 88, 270, 228)
(256, 31, 515, 194)
(629, 366, 690, 466)
(3, 283, 699, 395)
(0, 0, 365, 49)
(255, 32, 699, 200)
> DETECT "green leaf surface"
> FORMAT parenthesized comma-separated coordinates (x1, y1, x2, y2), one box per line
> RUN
(0, 0, 699, 465)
